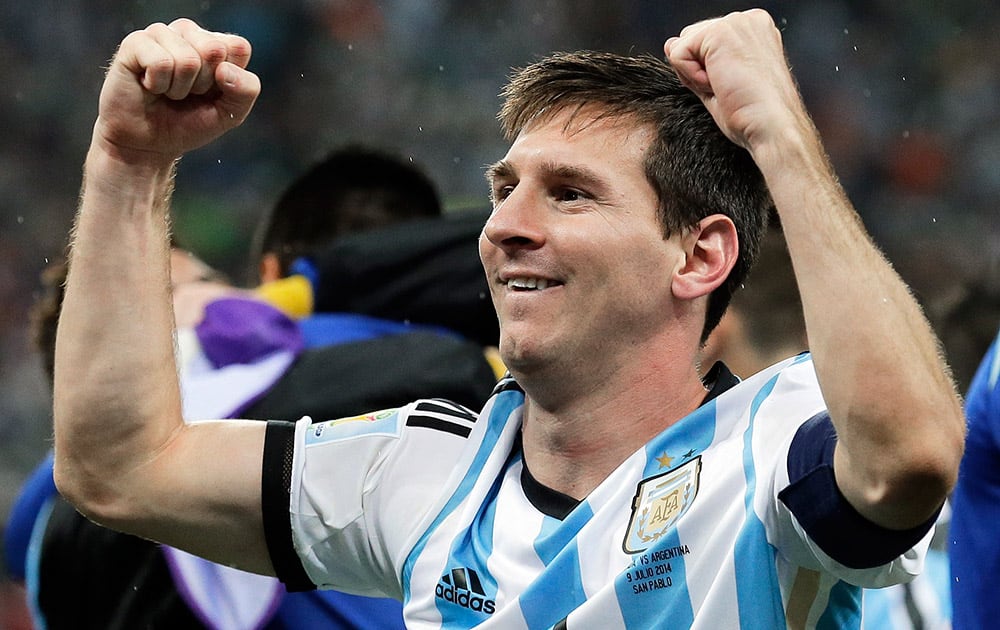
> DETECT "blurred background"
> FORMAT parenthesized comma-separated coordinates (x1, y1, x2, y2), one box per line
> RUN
(1, 0, 998, 579)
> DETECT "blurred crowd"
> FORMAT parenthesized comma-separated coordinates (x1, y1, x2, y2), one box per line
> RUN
(1, 0, 998, 565)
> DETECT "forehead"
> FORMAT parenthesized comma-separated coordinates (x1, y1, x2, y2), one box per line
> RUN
(497, 106, 654, 175)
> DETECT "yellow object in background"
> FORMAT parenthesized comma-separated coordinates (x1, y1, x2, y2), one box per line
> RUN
(255, 275, 314, 319)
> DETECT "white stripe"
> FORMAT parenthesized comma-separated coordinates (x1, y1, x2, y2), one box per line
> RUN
(681, 373, 755, 615)
(488, 460, 546, 609)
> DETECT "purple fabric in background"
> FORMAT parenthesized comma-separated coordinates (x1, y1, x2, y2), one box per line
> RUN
(196, 298, 304, 368)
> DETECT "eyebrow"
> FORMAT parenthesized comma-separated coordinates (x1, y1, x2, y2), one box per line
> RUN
(485, 160, 513, 186)
(545, 163, 608, 193)
(486, 159, 611, 194)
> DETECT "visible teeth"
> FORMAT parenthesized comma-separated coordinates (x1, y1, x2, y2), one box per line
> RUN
(508, 277, 549, 290)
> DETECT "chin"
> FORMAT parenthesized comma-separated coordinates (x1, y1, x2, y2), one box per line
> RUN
(498, 337, 540, 372)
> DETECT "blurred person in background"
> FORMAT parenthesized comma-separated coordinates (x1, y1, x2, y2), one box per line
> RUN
(4, 252, 238, 629)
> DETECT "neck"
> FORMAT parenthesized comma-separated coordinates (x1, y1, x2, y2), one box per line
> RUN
(518, 351, 707, 500)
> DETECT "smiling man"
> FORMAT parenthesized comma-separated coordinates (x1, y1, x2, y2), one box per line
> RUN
(53, 10, 963, 628)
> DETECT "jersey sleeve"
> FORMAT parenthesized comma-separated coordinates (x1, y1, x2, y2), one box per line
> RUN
(774, 412, 937, 586)
(752, 359, 937, 588)
(261, 400, 476, 599)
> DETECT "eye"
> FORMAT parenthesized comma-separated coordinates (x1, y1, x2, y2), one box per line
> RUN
(556, 188, 586, 203)
(492, 184, 515, 204)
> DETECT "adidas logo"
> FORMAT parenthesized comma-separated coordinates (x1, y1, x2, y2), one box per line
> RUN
(435, 567, 496, 615)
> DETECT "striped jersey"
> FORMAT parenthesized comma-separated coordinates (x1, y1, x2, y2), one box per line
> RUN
(263, 354, 936, 629)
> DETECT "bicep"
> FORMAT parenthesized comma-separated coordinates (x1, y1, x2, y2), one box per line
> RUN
(130, 419, 273, 576)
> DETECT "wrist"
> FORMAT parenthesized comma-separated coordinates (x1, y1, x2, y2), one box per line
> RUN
(84, 136, 179, 210)
(748, 113, 825, 173)
(751, 117, 839, 201)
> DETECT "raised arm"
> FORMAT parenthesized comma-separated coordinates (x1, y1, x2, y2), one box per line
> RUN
(665, 9, 964, 529)
(53, 20, 274, 573)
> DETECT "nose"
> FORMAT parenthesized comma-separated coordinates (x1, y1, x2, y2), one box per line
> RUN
(481, 187, 545, 253)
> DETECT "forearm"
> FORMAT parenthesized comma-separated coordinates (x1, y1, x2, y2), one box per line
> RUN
(54, 142, 183, 519)
(53, 144, 273, 572)
(754, 124, 964, 528)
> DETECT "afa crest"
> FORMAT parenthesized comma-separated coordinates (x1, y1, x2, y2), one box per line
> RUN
(623, 456, 701, 554)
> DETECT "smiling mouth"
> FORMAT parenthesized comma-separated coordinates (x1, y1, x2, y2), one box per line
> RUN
(506, 277, 561, 291)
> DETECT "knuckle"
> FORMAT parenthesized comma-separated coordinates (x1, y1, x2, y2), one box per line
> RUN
(173, 54, 202, 76)
(169, 17, 196, 29)
(201, 40, 228, 63)
(144, 21, 171, 37)
(147, 55, 176, 76)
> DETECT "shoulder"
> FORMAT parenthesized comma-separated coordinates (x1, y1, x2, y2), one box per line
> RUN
(716, 353, 824, 429)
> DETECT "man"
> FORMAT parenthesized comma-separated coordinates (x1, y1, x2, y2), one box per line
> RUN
(950, 328, 1000, 629)
(53, 10, 964, 628)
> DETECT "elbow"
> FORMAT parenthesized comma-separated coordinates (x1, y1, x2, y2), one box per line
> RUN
(871, 468, 956, 531)
(889, 450, 960, 519)
(52, 449, 127, 528)
(852, 415, 965, 529)
(52, 391, 183, 531)
(911, 404, 966, 503)
(835, 408, 965, 530)
(52, 418, 147, 531)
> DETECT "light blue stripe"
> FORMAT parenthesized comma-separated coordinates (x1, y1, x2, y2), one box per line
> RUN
(534, 508, 590, 564)
(733, 374, 786, 628)
(437, 466, 504, 628)
(817, 580, 861, 629)
(642, 398, 717, 477)
(617, 528, 694, 628)
(519, 544, 587, 627)
(400, 388, 522, 609)
(926, 549, 952, 621)
(790, 351, 812, 367)
(517, 506, 594, 627)
(987, 333, 1000, 388)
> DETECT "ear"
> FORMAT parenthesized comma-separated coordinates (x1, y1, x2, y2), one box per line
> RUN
(259, 252, 283, 284)
(672, 214, 739, 301)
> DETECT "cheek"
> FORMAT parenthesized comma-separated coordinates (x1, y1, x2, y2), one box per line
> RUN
(477, 232, 491, 267)
(478, 237, 498, 289)
(606, 240, 675, 309)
